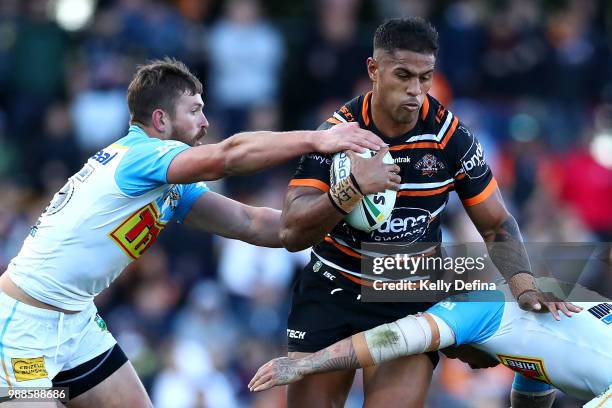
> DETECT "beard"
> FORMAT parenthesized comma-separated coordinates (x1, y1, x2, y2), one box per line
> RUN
(170, 124, 207, 147)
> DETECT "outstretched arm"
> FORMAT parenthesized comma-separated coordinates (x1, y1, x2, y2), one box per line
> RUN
(249, 313, 454, 391)
(185, 192, 282, 247)
(167, 122, 385, 183)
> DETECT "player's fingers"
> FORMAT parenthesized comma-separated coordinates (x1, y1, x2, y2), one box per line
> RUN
(544, 302, 561, 321)
(250, 372, 272, 391)
(344, 142, 367, 153)
(557, 302, 572, 318)
(375, 146, 390, 160)
(390, 173, 401, 184)
(386, 181, 401, 191)
(252, 379, 276, 392)
(565, 302, 583, 313)
(357, 130, 385, 149)
(249, 366, 266, 388)
(385, 164, 401, 174)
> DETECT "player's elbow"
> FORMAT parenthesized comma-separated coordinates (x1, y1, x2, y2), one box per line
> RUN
(280, 225, 309, 252)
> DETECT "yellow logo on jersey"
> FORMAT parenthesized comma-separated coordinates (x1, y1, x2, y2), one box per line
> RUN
(109, 202, 166, 260)
(12, 357, 48, 381)
(497, 354, 552, 384)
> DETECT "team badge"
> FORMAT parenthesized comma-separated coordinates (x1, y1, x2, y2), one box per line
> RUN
(497, 355, 552, 384)
(95, 314, 108, 332)
(414, 154, 445, 177)
(160, 186, 180, 214)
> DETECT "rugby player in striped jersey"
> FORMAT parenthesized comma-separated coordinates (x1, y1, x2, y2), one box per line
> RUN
(280, 17, 577, 407)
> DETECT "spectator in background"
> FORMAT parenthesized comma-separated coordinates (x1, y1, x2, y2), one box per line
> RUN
(284, 0, 369, 129)
(208, 0, 285, 137)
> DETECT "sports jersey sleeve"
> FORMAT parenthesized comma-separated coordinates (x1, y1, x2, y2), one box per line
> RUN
(512, 372, 554, 394)
(115, 138, 190, 196)
(427, 291, 505, 345)
(174, 182, 209, 223)
(287, 120, 335, 192)
(445, 123, 497, 206)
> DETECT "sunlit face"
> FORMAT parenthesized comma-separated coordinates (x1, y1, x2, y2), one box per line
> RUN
(368, 49, 435, 124)
(166, 92, 209, 146)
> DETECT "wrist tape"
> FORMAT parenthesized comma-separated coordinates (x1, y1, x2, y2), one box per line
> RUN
(328, 174, 364, 214)
(509, 272, 538, 300)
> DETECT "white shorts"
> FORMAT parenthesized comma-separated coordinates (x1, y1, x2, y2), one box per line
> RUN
(0, 291, 117, 394)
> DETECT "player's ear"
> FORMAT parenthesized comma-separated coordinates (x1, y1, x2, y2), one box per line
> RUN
(151, 109, 168, 132)
(367, 57, 378, 82)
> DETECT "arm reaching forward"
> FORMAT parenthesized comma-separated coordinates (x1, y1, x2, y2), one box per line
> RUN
(167, 122, 386, 183)
(249, 313, 454, 391)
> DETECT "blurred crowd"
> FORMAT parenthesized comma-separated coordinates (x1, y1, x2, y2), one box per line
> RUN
(0, 0, 611, 407)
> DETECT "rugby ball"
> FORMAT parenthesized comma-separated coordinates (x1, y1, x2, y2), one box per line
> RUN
(331, 150, 396, 232)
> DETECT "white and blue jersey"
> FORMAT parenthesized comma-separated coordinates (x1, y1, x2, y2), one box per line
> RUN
(7, 125, 208, 311)
(428, 284, 612, 400)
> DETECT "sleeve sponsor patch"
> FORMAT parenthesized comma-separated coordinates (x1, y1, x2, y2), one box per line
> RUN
(460, 129, 488, 180)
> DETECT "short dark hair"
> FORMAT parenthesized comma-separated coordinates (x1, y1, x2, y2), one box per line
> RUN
(127, 57, 203, 126)
(373, 17, 439, 56)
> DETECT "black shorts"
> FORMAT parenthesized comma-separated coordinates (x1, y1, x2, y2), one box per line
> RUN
(287, 256, 439, 368)
(52, 343, 128, 400)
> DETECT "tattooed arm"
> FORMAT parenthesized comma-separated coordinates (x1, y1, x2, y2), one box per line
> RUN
(465, 188, 581, 319)
(248, 336, 364, 392)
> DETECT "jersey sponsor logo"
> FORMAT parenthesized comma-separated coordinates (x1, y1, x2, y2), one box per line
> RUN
(393, 157, 411, 164)
(497, 355, 552, 384)
(11, 357, 48, 382)
(307, 153, 332, 166)
(460, 134, 488, 179)
(287, 329, 306, 340)
(414, 154, 445, 177)
(91, 149, 118, 165)
(109, 202, 166, 260)
(369, 207, 431, 243)
(587, 303, 612, 325)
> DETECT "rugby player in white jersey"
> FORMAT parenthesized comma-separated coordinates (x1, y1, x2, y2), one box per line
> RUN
(250, 281, 610, 407)
(0, 58, 395, 407)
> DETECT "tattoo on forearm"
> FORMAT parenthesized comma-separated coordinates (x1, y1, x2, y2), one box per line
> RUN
(486, 216, 532, 280)
(306, 339, 360, 373)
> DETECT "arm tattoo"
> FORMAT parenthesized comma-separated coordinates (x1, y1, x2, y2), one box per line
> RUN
(485, 215, 532, 280)
(272, 359, 309, 384)
(303, 338, 361, 373)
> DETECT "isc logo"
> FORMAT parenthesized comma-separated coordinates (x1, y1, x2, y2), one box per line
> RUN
(91, 149, 118, 165)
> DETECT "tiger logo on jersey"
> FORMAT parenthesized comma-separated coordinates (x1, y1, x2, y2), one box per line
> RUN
(497, 355, 552, 384)
(414, 154, 445, 177)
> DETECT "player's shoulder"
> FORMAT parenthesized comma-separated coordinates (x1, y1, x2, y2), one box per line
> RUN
(320, 94, 367, 128)
(419, 94, 467, 142)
